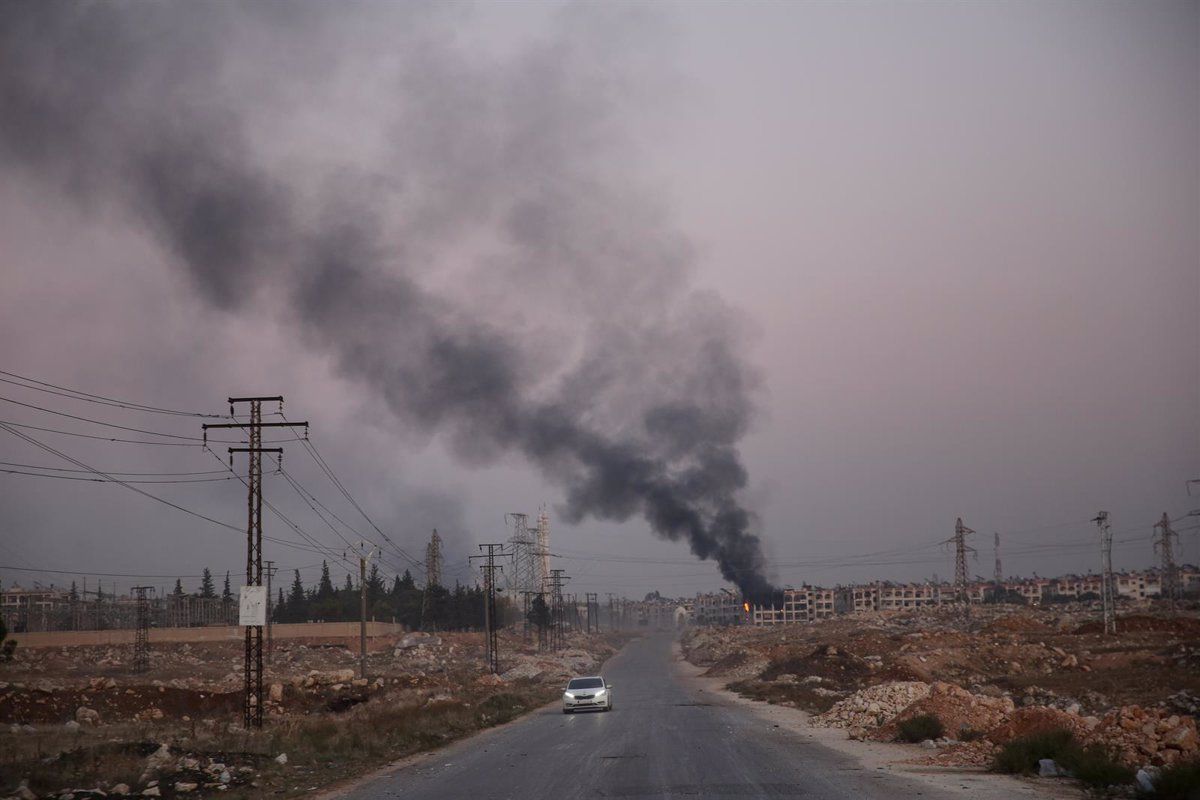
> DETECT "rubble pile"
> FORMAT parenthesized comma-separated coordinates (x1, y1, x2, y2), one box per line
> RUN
(1086, 705, 1199, 767)
(875, 681, 1014, 741)
(810, 681, 930, 730)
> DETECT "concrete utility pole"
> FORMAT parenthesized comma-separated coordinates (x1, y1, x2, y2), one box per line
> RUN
(1092, 512, 1116, 635)
(471, 544, 506, 673)
(203, 396, 307, 729)
(1154, 513, 1180, 615)
(264, 561, 276, 665)
(358, 544, 375, 679)
(132, 586, 153, 674)
(993, 532, 1002, 586)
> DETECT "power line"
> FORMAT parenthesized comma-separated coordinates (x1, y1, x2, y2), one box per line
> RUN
(0, 421, 349, 560)
(1, 421, 245, 533)
(280, 422, 423, 570)
(0, 369, 232, 418)
(0, 467, 246, 484)
(0, 563, 322, 579)
(0, 461, 230, 476)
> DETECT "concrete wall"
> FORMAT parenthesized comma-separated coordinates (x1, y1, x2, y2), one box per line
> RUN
(10, 621, 407, 648)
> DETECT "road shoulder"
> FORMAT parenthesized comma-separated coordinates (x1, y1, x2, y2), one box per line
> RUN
(671, 640, 1083, 800)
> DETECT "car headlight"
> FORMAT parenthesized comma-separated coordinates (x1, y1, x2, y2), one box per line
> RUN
(595, 688, 606, 696)
(564, 692, 573, 699)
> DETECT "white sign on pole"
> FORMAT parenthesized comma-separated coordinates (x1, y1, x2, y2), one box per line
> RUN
(239, 585, 267, 626)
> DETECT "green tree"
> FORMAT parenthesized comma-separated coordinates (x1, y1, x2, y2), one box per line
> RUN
(69, 581, 79, 602)
(366, 563, 385, 606)
(222, 572, 233, 604)
(199, 568, 216, 599)
(286, 570, 307, 622)
(316, 561, 335, 600)
(172, 578, 185, 597)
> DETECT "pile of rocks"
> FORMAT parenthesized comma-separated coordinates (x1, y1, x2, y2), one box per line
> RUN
(1087, 705, 1199, 767)
(876, 682, 1014, 741)
(810, 681, 930, 730)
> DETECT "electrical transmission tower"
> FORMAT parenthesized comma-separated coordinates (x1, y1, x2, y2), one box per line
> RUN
(547, 569, 569, 652)
(945, 518, 976, 617)
(506, 512, 538, 634)
(535, 506, 551, 594)
(470, 544, 506, 673)
(132, 586, 153, 673)
(203, 396, 307, 729)
(1154, 512, 1180, 615)
(1091, 512, 1116, 635)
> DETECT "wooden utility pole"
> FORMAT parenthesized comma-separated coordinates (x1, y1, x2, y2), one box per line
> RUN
(203, 397, 307, 729)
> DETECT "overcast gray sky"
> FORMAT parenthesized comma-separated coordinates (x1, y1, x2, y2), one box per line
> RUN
(0, 1, 1196, 599)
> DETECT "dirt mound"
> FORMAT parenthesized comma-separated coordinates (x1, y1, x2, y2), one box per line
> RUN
(875, 682, 1014, 741)
(703, 651, 767, 680)
(983, 615, 1052, 634)
(761, 645, 872, 686)
(984, 706, 1091, 745)
(1074, 615, 1200, 636)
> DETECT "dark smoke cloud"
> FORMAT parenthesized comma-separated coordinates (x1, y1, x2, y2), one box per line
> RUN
(0, 1, 773, 598)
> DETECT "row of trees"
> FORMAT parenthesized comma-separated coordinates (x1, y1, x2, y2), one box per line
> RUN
(271, 562, 491, 631)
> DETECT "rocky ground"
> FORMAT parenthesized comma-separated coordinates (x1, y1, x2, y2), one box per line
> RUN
(0, 628, 630, 799)
(682, 604, 1200, 795)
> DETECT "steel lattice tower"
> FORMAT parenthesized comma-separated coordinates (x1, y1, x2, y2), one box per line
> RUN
(506, 512, 537, 595)
(1154, 512, 1180, 615)
(947, 517, 975, 616)
(1093, 512, 1116, 635)
(535, 506, 551, 591)
(132, 586, 153, 673)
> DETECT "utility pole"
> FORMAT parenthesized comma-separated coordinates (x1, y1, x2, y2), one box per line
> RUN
(607, 593, 616, 632)
(264, 561, 276, 665)
(585, 592, 598, 634)
(547, 569, 569, 651)
(519, 589, 537, 644)
(358, 544, 375, 679)
(945, 518, 976, 617)
(1092, 512, 1116, 635)
(993, 532, 1002, 585)
(203, 396, 307, 729)
(471, 544, 506, 673)
(132, 586, 153, 674)
(1154, 513, 1180, 615)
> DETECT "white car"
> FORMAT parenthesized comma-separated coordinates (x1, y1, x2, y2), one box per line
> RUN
(562, 675, 613, 713)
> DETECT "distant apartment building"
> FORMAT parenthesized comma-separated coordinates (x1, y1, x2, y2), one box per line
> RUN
(693, 589, 745, 626)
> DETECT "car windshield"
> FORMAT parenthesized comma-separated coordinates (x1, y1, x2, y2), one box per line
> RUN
(567, 678, 603, 690)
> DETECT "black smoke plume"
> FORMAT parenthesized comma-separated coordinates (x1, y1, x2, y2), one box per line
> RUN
(0, 1, 775, 599)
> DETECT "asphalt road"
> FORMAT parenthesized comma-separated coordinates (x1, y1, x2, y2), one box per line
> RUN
(342, 633, 963, 800)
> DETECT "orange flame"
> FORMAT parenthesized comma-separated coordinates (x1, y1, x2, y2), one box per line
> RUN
(743, 602, 750, 613)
